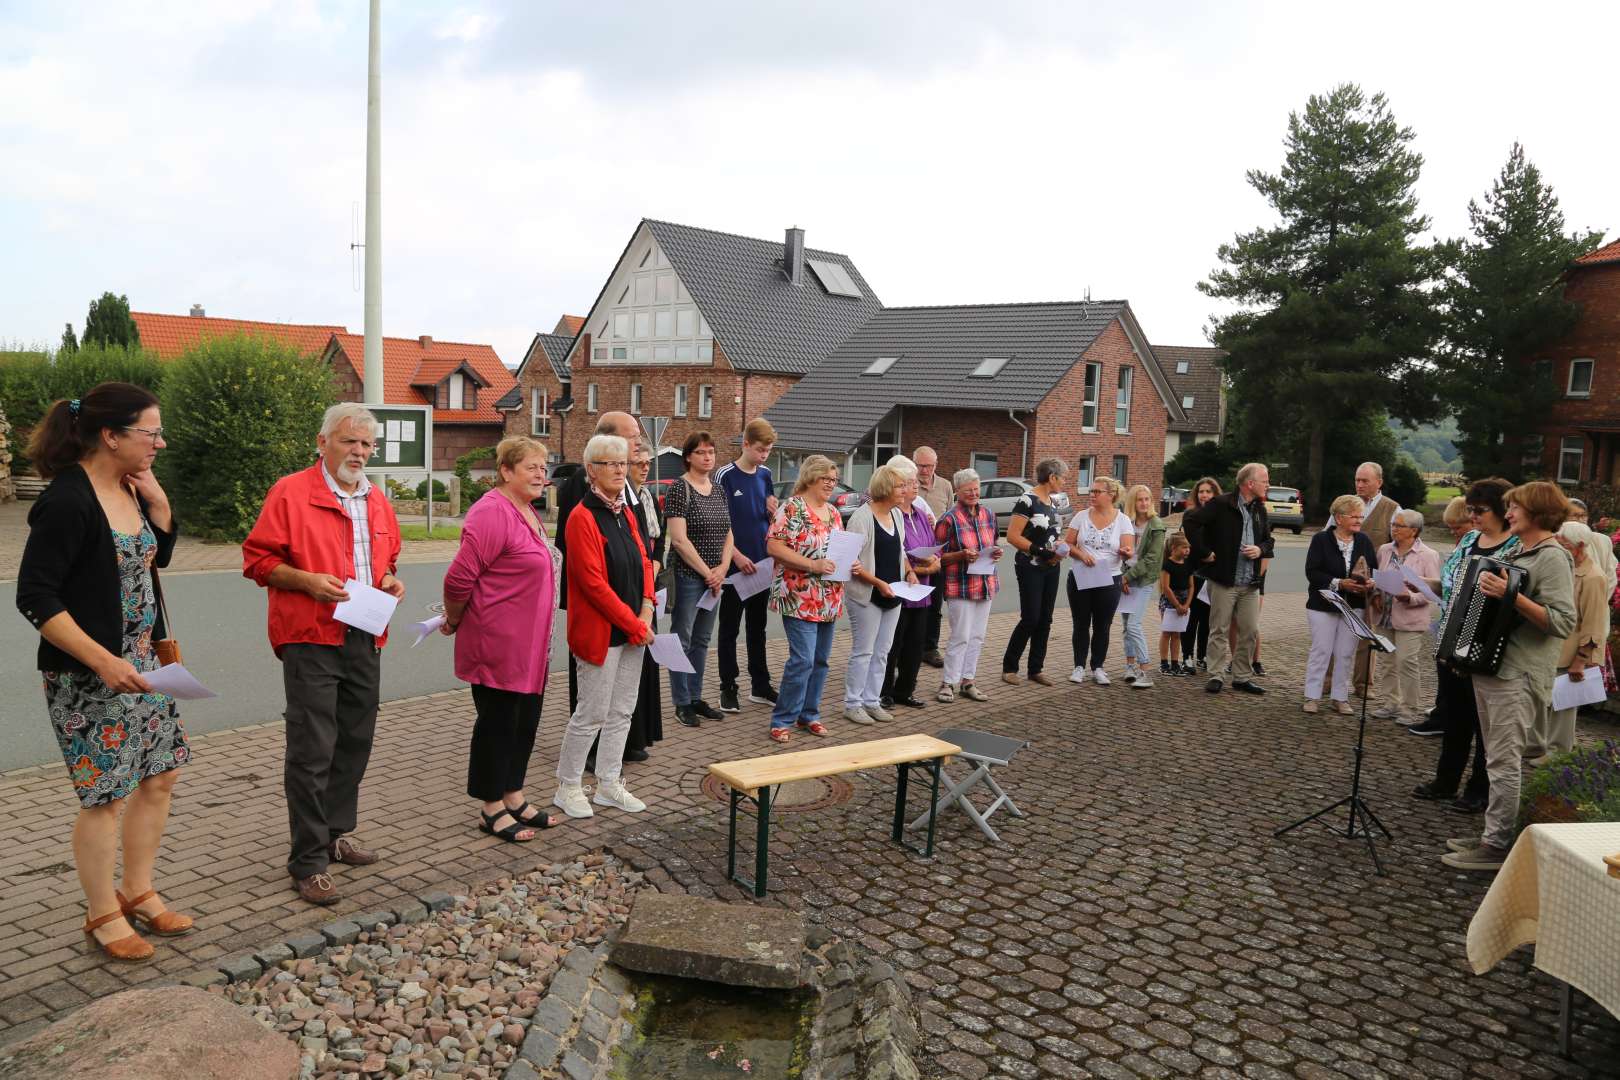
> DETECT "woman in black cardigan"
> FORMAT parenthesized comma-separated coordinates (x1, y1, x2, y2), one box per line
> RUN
(1302, 493, 1378, 715)
(16, 383, 193, 962)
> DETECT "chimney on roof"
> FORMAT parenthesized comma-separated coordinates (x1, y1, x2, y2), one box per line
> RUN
(784, 226, 805, 286)
(189, 304, 205, 317)
(419, 335, 433, 348)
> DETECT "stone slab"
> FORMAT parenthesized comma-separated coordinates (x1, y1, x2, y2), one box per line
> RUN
(0, 986, 299, 1080)
(285, 931, 329, 959)
(609, 891, 805, 989)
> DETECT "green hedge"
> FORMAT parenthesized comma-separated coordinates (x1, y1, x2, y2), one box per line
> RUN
(156, 334, 338, 541)
(0, 344, 165, 471)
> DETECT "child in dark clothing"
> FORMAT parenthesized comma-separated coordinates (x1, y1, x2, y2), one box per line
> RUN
(1159, 533, 1195, 675)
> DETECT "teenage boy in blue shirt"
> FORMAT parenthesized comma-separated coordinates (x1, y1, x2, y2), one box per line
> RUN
(714, 418, 780, 712)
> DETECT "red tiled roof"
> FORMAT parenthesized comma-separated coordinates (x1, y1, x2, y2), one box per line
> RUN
(132, 311, 347, 361)
(554, 315, 585, 337)
(1574, 238, 1620, 266)
(328, 333, 514, 424)
(409, 358, 486, 387)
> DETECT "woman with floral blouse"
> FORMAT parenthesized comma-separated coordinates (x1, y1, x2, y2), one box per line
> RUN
(764, 456, 847, 743)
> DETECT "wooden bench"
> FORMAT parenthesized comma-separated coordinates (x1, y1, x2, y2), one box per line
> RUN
(709, 734, 961, 897)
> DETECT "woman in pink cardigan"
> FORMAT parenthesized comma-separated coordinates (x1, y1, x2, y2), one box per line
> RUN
(1371, 508, 1442, 725)
(442, 437, 563, 842)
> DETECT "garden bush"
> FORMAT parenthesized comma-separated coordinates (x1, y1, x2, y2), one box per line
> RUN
(1384, 456, 1427, 511)
(1518, 739, 1620, 832)
(0, 343, 164, 471)
(414, 477, 449, 501)
(156, 334, 338, 541)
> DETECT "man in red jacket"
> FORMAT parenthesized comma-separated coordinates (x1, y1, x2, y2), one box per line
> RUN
(243, 403, 405, 905)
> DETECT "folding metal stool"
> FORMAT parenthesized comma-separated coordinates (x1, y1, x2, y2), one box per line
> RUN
(906, 728, 1028, 843)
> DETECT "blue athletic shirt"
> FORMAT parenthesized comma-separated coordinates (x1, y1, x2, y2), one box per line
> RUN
(715, 460, 773, 564)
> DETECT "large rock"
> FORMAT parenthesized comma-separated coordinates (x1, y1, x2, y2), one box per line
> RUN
(610, 892, 805, 989)
(0, 985, 298, 1080)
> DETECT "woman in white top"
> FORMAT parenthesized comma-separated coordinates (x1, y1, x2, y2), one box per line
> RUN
(842, 465, 918, 725)
(1063, 475, 1135, 684)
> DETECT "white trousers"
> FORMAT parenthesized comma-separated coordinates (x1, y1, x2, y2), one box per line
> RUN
(944, 598, 993, 686)
(845, 598, 901, 708)
(1304, 609, 1358, 702)
(557, 644, 644, 787)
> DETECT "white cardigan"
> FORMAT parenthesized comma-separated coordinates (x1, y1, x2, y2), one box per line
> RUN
(842, 502, 908, 606)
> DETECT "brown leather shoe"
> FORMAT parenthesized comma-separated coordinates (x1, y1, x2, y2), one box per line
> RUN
(1001, 672, 1021, 685)
(83, 910, 154, 962)
(292, 871, 340, 905)
(117, 888, 194, 937)
(328, 836, 378, 866)
(1030, 672, 1057, 686)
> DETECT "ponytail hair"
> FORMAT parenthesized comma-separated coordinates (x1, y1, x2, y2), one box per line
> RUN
(28, 381, 160, 480)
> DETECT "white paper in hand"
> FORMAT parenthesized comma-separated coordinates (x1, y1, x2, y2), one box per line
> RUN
(889, 581, 935, 602)
(1552, 672, 1608, 712)
(1070, 558, 1113, 591)
(1373, 567, 1411, 597)
(726, 558, 775, 602)
(1116, 583, 1151, 616)
(648, 633, 695, 673)
(907, 544, 941, 559)
(410, 615, 445, 647)
(655, 588, 667, 619)
(332, 579, 398, 636)
(696, 587, 720, 611)
(1197, 581, 1210, 605)
(965, 547, 998, 575)
(143, 663, 218, 700)
(1158, 609, 1190, 632)
(824, 530, 865, 582)
(1400, 563, 1440, 604)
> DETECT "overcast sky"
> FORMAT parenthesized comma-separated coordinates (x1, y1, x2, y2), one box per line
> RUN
(3, 1, 1615, 367)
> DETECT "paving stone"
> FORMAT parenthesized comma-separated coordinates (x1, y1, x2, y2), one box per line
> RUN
(284, 931, 329, 959)
(217, 954, 262, 983)
(392, 899, 429, 924)
(417, 890, 455, 913)
(319, 920, 362, 947)
(518, 1026, 562, 1068)
(253, 942, 294, 968)
(350, 910, 397, 931)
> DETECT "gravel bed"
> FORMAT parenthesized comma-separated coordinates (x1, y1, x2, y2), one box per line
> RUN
(210, 854, 642, 1079)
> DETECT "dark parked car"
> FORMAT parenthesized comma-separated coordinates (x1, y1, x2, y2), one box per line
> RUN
(773, 479, 864, 522)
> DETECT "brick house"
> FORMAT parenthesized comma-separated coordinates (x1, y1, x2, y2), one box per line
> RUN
(763, 301, 1187, 493)
(1155, 344, 1226, 461)
(507, 219, 882, 470)
(1527, 238, 1620, 485)
(323, 332, 516, 477)
(130, 307, 346, 360)
(496, 315, 584, 459)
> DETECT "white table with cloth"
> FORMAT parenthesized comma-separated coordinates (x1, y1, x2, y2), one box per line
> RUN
(1466, 822, 1620, 1054)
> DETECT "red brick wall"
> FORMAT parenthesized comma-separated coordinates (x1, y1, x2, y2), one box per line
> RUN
(1532, 262, 1620, 483)
(1029, 319, 1169, 491)
(328, 351, 362, 400)
(432, 424, 503, 473)
(900, 409, 1028, 479)
(504, 366, 568, 461)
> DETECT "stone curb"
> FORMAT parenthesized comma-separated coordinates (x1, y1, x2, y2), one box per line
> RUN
(206, 889, 451, 986)
(805, 930, 921, 1080)
(515, 939, 636, 1080)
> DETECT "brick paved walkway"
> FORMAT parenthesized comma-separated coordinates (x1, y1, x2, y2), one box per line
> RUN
(2, 600, 1618, 1076)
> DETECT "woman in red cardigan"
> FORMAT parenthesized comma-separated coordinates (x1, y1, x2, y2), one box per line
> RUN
(554, 434, 656, 819)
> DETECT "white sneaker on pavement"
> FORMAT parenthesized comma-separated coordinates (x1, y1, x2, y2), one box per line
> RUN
(592, 779, 646, 813)
(866, 704, 895, 722)
(1092, 668, 1111, 686)
(1069, 666, 1089, 684)
(843, 706, 876, 725)
(553, 784, 594, 819)
(1132, 671, 1153, 688)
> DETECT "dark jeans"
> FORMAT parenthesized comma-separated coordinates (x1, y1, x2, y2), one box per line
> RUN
(924, 583, 944, 652)
(1067, 575, 1122, 669)
(1004, 561, 1060, 675)
(883, 605, 930, 701)
(718, 585, 772, 692)
(467, 685, 542, 801)
(1432, 662, 1488, 798)
(1182, 591, 1211, 661)
(282, 630, 380, 878)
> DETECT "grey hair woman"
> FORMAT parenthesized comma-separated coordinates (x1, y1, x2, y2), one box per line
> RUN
(1001, 458, 1069, 687)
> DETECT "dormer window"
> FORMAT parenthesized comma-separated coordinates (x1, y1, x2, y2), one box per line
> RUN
(1182, 395, 1195, 409)
(864, 356, 898, 376)
(970, 356, 1010, 378)
(1175, 360, 1189, 375)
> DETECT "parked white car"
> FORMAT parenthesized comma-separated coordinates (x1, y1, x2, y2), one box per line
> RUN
(979, 478, 1072, 533)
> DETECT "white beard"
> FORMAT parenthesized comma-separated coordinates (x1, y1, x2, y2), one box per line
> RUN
(337, 462, 365, 485)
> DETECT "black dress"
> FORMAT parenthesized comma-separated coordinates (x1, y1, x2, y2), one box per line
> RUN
(626, 488, 666, 751)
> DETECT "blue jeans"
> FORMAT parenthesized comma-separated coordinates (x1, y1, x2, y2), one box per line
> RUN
(668, 574, 718, 706)
(1121, 610, 1150, 664)
(772, 616, 836, 729)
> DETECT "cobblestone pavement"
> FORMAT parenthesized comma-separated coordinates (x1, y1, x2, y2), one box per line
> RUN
(1, 597, 1617, 1077)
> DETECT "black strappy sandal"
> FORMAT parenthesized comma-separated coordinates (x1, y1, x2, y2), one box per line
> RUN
(508, 801, 560, 829)
(479, 809, 539, 843)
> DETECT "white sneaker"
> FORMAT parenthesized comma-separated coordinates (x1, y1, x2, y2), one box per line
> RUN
(866, 704, 895, 723)
(553, 783, 594, 819)
(592, 779, 646, 813)
(844, 706, 876, 725)
(1091, 668, 1111, 686)
(1069, 666, 1089, 684)
(1372, 706, 1400, 720)
(1132, 672, 1153, 689)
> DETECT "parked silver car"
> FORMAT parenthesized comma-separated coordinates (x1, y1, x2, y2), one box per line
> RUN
(979, 478, 1072, 533)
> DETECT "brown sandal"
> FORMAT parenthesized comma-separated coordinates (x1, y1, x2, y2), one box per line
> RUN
(117, 889, 194, 937)
(83, 910, 154, 962)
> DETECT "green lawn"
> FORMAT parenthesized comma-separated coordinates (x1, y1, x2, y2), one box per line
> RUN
(399, 522, 462, 541)
(1425, 484, 1460, 506)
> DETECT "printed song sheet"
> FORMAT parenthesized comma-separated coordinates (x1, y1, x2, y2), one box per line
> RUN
(143, 663, 219, 700)
(332, 579, 398, 636)
(649, 633, 695, 673)
(825, 531, 866, 582)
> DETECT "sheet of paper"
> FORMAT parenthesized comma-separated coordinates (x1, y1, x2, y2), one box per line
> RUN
(410, 614, 445, 647)
(889, 581, 935, 602)
(726, 557, 775, 602)
(1054, 541, 1071, 558)
(1117, 582, 1152, 616)
(143, 663, 218, 700)
(1400, 563, 1441, 604)
(401, 420, 415, 442)
(648, 632, 695, 673)
(1070, 557, 1114, 591)
(384, 442, 400, 463)
(1158, 609, 1190, 632)
(386, 419, 401, 441)
(907, 544, 941, 559)
(1197, 581, 1210, 605)
(965, 547, 999, 575)
(1552, 672, 1608, 712)
(655, 587, 667, 619)
(332, 578, 399, 636)
(696, 586, 720, 611)
(824, 530, 866, 582)
(1373, 567, 1413, 597)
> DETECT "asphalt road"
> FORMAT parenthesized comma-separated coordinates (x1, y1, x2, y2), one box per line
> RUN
(0, 540, 1313, 772)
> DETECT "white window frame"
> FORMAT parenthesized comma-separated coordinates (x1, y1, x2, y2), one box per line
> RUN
(1175, 360, 1189, 375)
(531, 388, 550, 437)
(1182, 394, 1195, 409)
(970, 356, 1009, 378)
(1567, 358, 1594, 398)
(698, 383, 714, 419)
(1076, 456, 1095, 489)
(1115, 367, 1133, 434)
(587, 382, 599, 414)
(629, 383, 642, 415)
(674, 384, 688, 417)
(448, 372, 465, 410)
(1081, 363, 1100, 432)
(1558, 435, 1584, 484)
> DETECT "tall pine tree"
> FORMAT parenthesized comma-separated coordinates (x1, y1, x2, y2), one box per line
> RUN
(1201, 84, 1444, 513)
(82, 292, 140, 349)
(1439, 143, 1602, 480)
(59, 322, 78, 354)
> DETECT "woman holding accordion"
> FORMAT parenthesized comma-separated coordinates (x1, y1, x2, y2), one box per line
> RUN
(1440, 481, 1574, 872)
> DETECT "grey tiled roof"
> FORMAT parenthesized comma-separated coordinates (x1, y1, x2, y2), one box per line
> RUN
(493, 385, 522, 411)
(764, 301, 1137, 452)
(1156, 345, 1224, 434)
(536, 332, 572, 382)
(644, 219, 883, 375)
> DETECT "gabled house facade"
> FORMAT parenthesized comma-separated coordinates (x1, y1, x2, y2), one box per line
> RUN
(763, 301, 1187, 492)
(1156, 344, 1227, 460)
(1527, 238, 1620, 486)
(498, 315, 584, 459)
(511, 219, 882, 468)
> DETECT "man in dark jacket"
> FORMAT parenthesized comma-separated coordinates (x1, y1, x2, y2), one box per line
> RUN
(1182, 462, 1273, 695)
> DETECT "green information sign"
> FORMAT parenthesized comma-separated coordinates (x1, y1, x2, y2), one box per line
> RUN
(366, 405, 432, 472)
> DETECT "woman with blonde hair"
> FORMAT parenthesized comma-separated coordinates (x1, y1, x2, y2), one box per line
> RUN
(765, 456, 847, 741)
(1062, 475, 1134, 684)
(1118, 483, 1165, 688)
(842, 464, 919, 724)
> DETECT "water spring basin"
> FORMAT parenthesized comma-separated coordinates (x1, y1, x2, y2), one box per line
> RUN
(612, 970, 814, 1079)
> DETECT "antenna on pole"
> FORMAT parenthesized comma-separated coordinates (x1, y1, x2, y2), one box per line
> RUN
(361, 0, 383, 405)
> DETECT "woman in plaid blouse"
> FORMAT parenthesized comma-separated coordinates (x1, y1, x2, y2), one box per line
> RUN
(934, 469, 1002, 703)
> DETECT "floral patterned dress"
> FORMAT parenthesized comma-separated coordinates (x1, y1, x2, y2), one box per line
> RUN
(45, 519, 189, 808)
(767, 495, 844, 622)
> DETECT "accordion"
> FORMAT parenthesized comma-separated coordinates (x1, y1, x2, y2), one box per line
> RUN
(1436, 554, 1527, 674)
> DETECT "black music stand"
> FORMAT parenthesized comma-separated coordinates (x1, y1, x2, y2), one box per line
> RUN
(1275, 589, 1395, 874)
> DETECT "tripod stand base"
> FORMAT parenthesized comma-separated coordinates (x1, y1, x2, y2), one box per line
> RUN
(1275, 793, 1392, 875)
